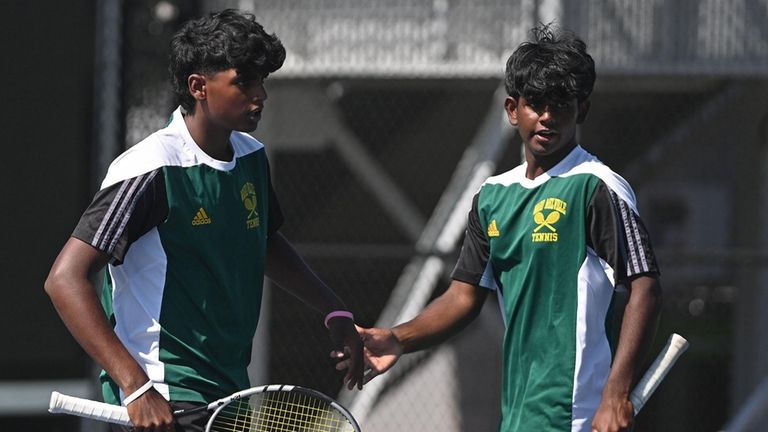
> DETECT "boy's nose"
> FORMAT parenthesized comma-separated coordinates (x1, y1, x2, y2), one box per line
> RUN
(538, 108, 553, 123)
(251, 84, 267, 101)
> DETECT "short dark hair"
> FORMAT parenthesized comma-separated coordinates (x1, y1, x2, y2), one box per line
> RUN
(504, 23, 595, 103)
(169, 9, 286, 112)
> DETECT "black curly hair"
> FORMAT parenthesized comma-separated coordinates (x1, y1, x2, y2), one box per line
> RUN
(504, 23, 595, 103)
(169, 9, 286, 112)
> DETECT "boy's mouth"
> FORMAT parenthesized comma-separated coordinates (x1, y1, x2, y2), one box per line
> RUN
(535, 129, 557, 138)
(533, 129, 558, 142)
(247, 108, 262, 120)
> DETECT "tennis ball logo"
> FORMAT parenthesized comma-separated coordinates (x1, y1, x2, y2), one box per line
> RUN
(532, 197, 567, 242)
(241, 182, 260, 229)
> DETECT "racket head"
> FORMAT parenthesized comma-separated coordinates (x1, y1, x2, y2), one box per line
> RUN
(205, 384, 361, 432)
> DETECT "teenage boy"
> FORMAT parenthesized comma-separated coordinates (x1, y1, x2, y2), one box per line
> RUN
(45, 9, 363, 432)
(347, 24, 662, 432)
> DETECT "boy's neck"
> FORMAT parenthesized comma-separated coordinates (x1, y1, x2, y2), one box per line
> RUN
(183, 111, 234, 161)
(524, 141, 577, 179)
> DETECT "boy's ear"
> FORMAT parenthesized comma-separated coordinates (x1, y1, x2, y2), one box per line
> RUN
(576, 99, 590, 124)
(187, 74, 207, 101)
(504, 97, 519, 126)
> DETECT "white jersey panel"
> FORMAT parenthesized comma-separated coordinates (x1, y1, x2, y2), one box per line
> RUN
(557, 150, 638, 215)
(481, 145, 638, 214)
(109, 227, 170, 401)
(102, 108, 266, 188)
(570, 247, 615, 431)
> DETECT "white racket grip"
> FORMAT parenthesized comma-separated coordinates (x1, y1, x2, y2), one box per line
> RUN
(630, 333, 689, 414)
(49, 391, 132, 426)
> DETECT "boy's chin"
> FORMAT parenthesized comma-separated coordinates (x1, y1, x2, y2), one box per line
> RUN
(527, 142, 558, 156)
(234, 123, 260, 133)
(527, 137, 576, 155)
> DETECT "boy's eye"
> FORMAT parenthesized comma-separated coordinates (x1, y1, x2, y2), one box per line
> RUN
(528, 100, 570, 112)
(236, 77, 264, 89)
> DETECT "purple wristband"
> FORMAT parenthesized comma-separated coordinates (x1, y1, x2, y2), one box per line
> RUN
(324, 310, 354, 328)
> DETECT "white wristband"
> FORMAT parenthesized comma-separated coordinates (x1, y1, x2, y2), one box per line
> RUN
(123, 380, 154, 406)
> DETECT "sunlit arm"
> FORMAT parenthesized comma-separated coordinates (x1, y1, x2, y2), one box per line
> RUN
(44, 237, 173, 428)
(392, 280, 488, 354)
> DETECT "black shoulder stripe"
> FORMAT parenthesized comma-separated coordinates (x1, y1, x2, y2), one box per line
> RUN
(610, 190, 649, 275)
(626, 205, 650, 273)
(93, 170, 159, 254)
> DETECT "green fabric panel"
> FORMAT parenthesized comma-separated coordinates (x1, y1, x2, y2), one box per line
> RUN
(479, 173, 600, 431)
(157, 150, 271, 402)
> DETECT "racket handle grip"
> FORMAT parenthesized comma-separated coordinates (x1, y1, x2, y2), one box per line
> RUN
(49, 391, 132, 426)
(630, 333, 689, 414)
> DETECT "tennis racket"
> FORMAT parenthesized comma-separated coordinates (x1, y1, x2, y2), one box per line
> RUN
(49, 384, 361, 432)
(629, 333, 689, 414)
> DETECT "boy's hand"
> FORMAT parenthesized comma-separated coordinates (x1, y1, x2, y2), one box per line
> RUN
(335, 325, 403, 385)
(328, 318, 365, 390)
(126, 389, 175, 431)
(591, 396, 634, 432)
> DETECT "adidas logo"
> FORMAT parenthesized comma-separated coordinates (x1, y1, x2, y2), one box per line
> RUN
(487, 220, 500, 237)
(192, 207, 212, 226)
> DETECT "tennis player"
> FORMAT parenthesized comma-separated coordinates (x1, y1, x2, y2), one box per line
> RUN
(45, 9, 364, 432)
(346, 24, 662, 432)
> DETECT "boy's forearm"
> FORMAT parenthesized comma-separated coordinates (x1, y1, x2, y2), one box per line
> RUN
(602, 275, 662, 399)
(50, 283, 149, 393)
(45, 239, 150, 395)
(392, 280, 487, 354)
(265, 232, 346, 314)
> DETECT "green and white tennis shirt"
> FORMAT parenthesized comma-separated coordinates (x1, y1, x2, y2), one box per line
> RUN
(452, 145, 659, 432)
(73, 108, 283, 405)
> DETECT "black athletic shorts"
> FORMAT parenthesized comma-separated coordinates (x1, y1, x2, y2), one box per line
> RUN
(109, 401, 209, 432)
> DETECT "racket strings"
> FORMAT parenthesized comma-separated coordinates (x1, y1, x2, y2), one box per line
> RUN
(212, 402, 345, 431)
(209, 391, 355, 432)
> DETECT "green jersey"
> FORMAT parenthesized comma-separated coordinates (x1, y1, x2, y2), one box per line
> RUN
(452, 146, 658, 431)
(73, 108, 283, 404)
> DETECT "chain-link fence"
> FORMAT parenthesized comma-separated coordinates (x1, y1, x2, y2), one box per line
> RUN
(114, 1, 768, 431)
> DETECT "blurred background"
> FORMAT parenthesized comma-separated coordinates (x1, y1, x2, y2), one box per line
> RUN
(2, 0, 768, 430)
